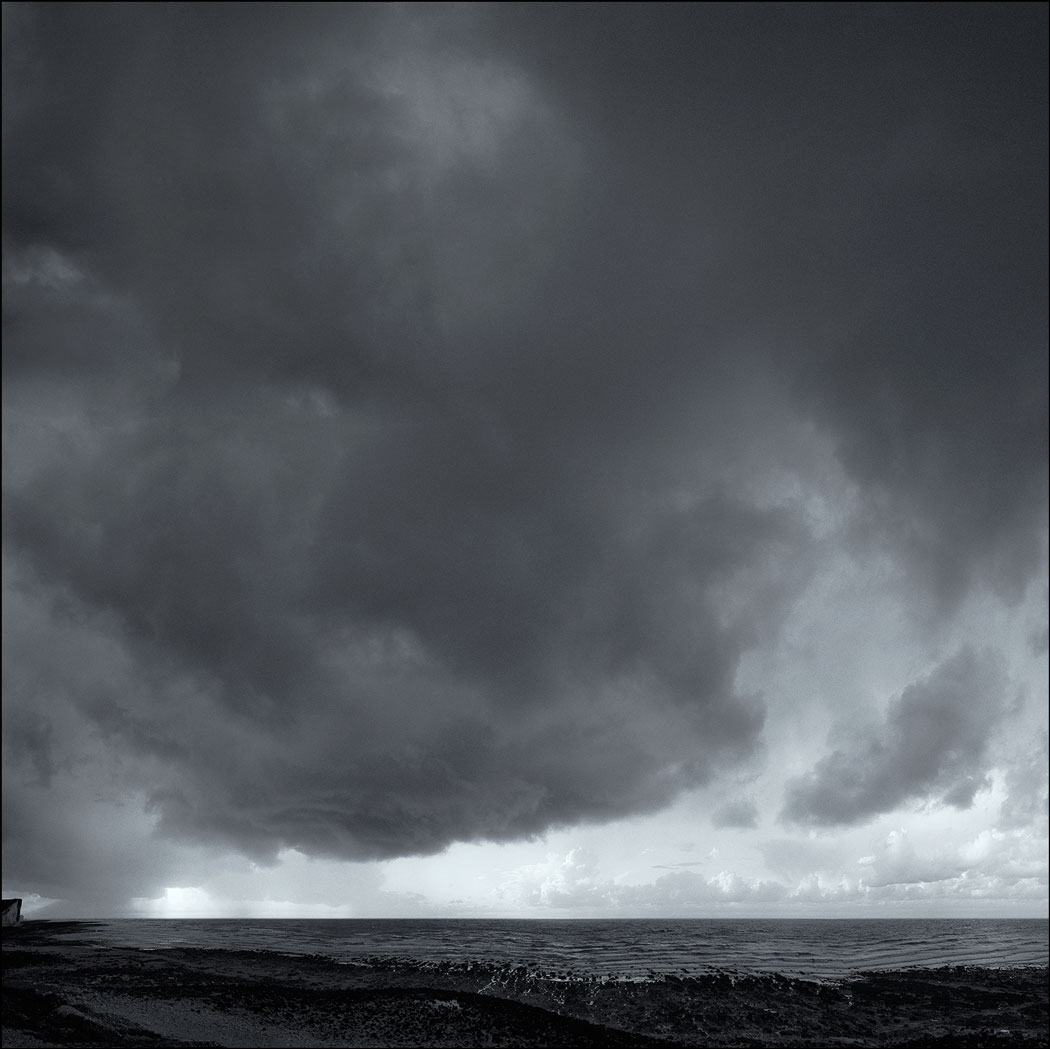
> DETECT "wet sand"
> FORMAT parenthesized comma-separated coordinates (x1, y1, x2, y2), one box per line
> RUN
(3, 922, 1047, 1047)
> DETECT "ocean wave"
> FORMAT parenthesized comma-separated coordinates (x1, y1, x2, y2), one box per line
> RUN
(51, 917, 1050, 982)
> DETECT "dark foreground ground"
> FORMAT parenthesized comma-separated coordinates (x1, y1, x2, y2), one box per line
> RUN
(3, 922, 1047, 1048)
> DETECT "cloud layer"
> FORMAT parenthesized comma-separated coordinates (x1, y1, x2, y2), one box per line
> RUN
(781, 647, 1011, 827)
(3, 4, 1047, 907)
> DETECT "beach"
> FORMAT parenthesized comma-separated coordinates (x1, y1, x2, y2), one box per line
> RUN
(3, 922, 1047, 1048)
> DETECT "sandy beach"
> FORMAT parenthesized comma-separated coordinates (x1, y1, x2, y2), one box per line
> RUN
(3, 923, 1047, 1048)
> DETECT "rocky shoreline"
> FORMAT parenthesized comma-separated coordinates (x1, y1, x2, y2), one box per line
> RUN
(3, 923, 1047, 1048)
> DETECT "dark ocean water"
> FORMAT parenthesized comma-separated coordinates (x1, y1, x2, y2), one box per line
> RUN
(62, 917, 1048, 982)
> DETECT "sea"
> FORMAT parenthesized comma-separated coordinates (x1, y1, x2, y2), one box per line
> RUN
(51, 917, 1049, 983)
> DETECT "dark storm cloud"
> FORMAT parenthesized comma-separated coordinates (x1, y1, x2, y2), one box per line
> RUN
(780, 646, 1012, 827)
(515, 2, 1048, 605)
(3, 3, 1047, 894)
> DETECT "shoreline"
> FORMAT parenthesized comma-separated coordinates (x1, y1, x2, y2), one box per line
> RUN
(3, 922, 1047, 1047)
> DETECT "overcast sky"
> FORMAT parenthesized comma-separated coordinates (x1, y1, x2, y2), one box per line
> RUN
(3, 2, 1047, 920)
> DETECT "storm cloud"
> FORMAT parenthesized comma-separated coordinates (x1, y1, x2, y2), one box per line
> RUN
(3, 4, 1047, 905)
(781, 647, 1012, 827)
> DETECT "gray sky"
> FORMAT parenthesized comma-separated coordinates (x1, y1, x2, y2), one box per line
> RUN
(3, 2, 1047, 919)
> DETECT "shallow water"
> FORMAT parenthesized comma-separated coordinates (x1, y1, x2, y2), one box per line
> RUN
(62, 917, 1049, 982)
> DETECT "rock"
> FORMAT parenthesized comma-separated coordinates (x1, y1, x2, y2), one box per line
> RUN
(1, 899, 22, 927)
